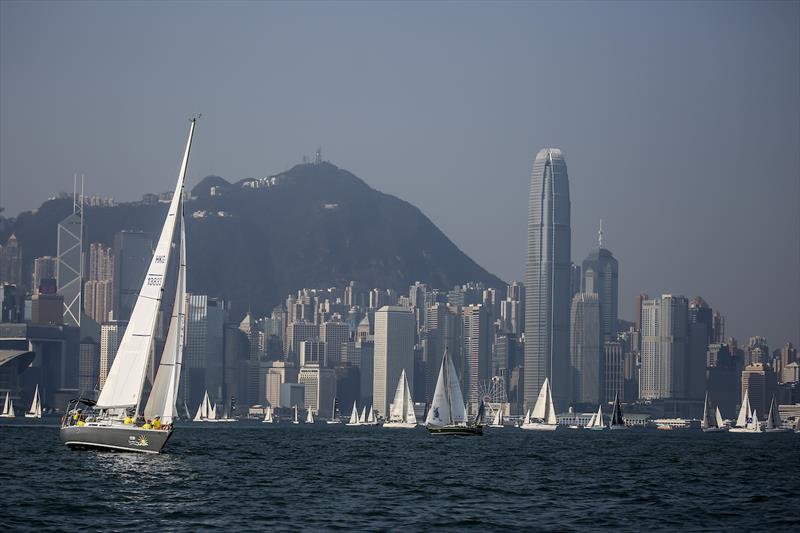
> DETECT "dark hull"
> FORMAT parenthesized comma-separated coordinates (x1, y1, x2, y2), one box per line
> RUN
(61, 425, 173, 453)
(427, 425, 483, 436)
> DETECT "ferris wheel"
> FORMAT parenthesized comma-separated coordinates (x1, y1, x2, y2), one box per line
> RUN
(477, 376, 507, 406)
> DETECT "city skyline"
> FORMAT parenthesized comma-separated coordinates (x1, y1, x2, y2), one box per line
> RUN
(0, 1, 797, 347)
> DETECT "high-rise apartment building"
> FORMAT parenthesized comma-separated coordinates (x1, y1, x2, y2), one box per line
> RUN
(184, 295, 226, 408)
(0, 234, 23, 287)
(524, 148, 571, 410)
(423, 302, 460, 403)
(462, 304, 490, 413)
(113, 231, 152, 321)
(32, 256, 57, 294)
(373, 306, 414, 417)
(298, 364, 336, 417)
(320, 318, 350, 367)
(570, 293, 602, 405)
(99, 321, 127, 389)
(581, 225, 618, 342)
(285, 322, 320, 365)
(639, 295, 689, 399)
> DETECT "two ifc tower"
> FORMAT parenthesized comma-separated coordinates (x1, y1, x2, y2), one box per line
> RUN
(524, 148, 617, 412)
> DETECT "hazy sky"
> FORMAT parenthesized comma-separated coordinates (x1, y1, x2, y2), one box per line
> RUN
(1, 1, 798, 345)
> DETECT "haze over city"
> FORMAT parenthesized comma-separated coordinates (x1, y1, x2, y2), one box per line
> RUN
(1, 1, 798, 345)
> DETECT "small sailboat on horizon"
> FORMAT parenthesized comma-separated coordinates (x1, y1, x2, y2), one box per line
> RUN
(608, 393, 627, 430)
(384, 369, 417, 429)
(701, 392, 726, 432)
(488, 406, 505, 428)
(1, 391, 15, 418)
(586, 404, 606, 431)
(425, 348, 482, 436)
(764, 396, 787, 433)
(194, 391, 218, 422)
(306, 408, 315, 424)
(24, 385, 42, 419)
(730, 389, 762, 434)
(262, 405, 275, 424)
(326, 398, 341, 424)
(520, 378, 558, 431)
(346, 401, 361, 426)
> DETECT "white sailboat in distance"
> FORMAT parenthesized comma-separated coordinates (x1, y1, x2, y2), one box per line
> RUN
(701, 393, 726, 432)
(489, 406, 504, 428)
(384, 369, 417, 428)
(193, 391, 218, 422)
(520, 378, 558, 431)
(262, 405, 274, 424)
(24, 385, 42, 418)
(1, 391, 15, 418)
(730, 389, 762, 434)
(586, 404, 606, 431)
(326, 398, 341, 424)
(60, 118, 198, 453)
(347, 402, 361, 426)
(306, 408, 315, 424)
(425, 348, 482, 436)
(765, 396, 787, 433)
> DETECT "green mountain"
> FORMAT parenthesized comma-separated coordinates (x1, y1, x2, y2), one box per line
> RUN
(2, 162, 505, 318)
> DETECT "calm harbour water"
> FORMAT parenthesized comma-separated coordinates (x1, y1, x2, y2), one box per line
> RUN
(2, 419, 799, 532)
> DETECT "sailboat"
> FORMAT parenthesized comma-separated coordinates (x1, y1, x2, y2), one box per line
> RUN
(292, 405, 300, 424)
(1, 391, 15, 418)
(306, 408, 315, 424)
(217, 399, 237, 423)
(521, 378, 558, 431)
(730, 389, 762, 434)
(489, 406, 504, 428)
(365, 405, 379, 426)
(346, 401, 361, 426)
(384, 369, 417, 428)
(60, 118, 198, 453)
(586, 404, 606, 431)
(425, 348, 482, 435)
(764, 396, 787, 433)
(326, 398, 341, 424)
(193, 391, 218, 422)
(24, 385, 42, 418)
(262, 405, 275, 424)
(701, 393, 726, 432)
(608, 393, 627, 430)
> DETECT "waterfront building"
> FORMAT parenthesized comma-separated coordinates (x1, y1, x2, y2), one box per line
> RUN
(524, 148, 572, 411)
(298, 364, 336, 417)
(320, 318, 350, 367)
(581, 223, 619, 342)
(99, 321, 127, 389)
(742, 362, 777, 418)
(462, 303, 490, 413)
(113, 230, 152, 321)
(265, 361, 298, 408)
(570, 293, 602, 405)
(373, 306, 414, 418)
(639, 295, 689, 399)
(78, 337, 99, 394)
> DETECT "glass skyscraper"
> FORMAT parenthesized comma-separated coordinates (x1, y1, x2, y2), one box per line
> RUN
(524, 148, 571, 411)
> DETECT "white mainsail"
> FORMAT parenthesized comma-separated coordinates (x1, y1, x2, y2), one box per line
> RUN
(194, 391, 212, 421)
(209, 402, 217, 420)
(714, 406, 725, 429)
(26, 385, 42, 418)
(263, 405, 273, 423)
(1, 391, 14, 417)
(388, 369, 417, 424)
(530, 378, 557, 425)
(588, 404, 604, 429)
(766, 397, 781, 430)
(96, 119, 196, 412)
(306, 409, 314, 424)
(736, 389, 751, 428)
(144, 209, 186, 424)
(491, 408, 502, 426)
(701, 393, 715, 430)
(349, 402, 359, 425)
(359, 406, 367, 424)
(367, 405, 376, 424)
(425, 348, 467, 427)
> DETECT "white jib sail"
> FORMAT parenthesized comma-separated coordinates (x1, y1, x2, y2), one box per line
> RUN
(30, 385, 41, 416)
(736, 389, 751, 427)
(426, 353, 450, 427)
(389, 370, 408, 422)
(403, 375, 416, 424)
(349, 402, 359, 424)
(96, 119, 196, 412)
(2, 391, 10, 415)
(531, 377, 555, 423)
(144, 209, 186, 424)
(714, 406, 724, 429)
(359, 406, 367, 424)
(445, 352, 467, 424)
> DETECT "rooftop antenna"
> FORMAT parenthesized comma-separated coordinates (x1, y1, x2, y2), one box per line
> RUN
(598, 219, 604, 248)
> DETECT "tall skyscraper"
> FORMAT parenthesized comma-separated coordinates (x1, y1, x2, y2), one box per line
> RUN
(741, 363, 777, 418)
(32, 256, 57, 294)
(581, 221, 619, 342)
(462, 303, 490, 413)
(320, 318, 350, 367)
(570, 293, 602, 405)
(113, 231, 152, 321)
(57, 205, 83, 327)
(524, 148, 571, 410)
(639, 295, 689, 399)
(184, 294, 226, 408)
(0, 234, 22, 287)
(99, 321, 127, 389)
(373, 306, 415, 418)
